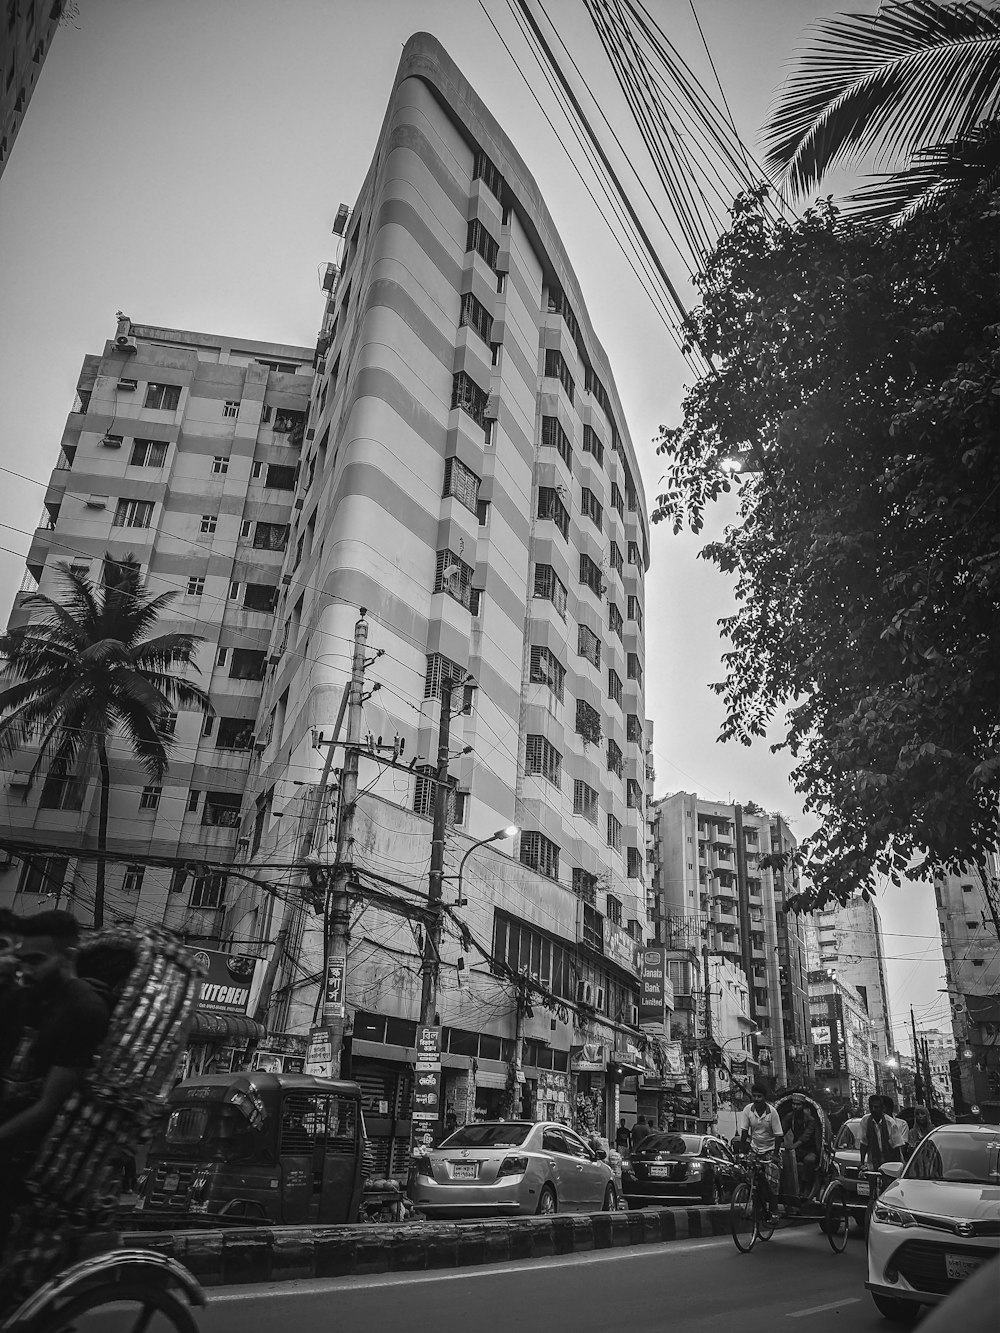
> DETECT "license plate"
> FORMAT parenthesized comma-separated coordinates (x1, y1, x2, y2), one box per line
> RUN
(163, 1173, 180, 1193)
(856, 1180, 870, 1197)
(452, 1163, 478, 1180)
(649, 1165, 672, 1177)
(945, 1253, 983, 1281)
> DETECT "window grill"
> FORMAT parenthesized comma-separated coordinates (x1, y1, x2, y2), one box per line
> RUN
(579, 553, 603, 597)
(201, 794, 242, 829)
(537, 487, 569, 541)
(413, 765, 438, 818)
(581, 487, 603, 532)
(473, 148, 505, 200)
(628, 541, 642, 567)
(608, 669, 623, 708)
(113, 499, 153, 529)
(533, 564, 567, 619)
(606, 893, 623, 925)
(529, 645, 566, 701)
(223, 401, 240, 419)
(541, 416, 572, 469)
(434, 549, 475, 608)
(627, 653, 643, 686)
(424, 652, 463, 701)
(459, 291, 494, 345)
(190, 871, 228, 908)
(573, 780, 598, 824)
(144, 383, 181, 411)
(520, 830, 560, 881)
(451, 371, 489, 425)
(575, 699, 601, 746)
(577, 625, 601, 669)
(253, 522, 289, 551)
(607, 814, 622, 853)
(610, 543, 624, 576)
(572, 868, 598, 904)
(611, 483, 624, 517)
(129, 439, 167, 467)
(627, 714, 643, 744)
(582, 425, 604, 467)
(608, 602, 623, 638)
(546, 286, 580, 344)
(466, 218, 499, 269)
(627, 779, 643, 809)
(443, 456, 481, 513)
(627, 847, 643, 880)
(607, 739, 624, 779)
(627, 595, 643, 629)
(543, 349, 575, 403)
(525, 734, 562, 786)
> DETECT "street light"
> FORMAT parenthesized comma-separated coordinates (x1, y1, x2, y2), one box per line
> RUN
(452, 826, 519, 905)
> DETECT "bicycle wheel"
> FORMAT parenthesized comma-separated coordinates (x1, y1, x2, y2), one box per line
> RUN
(33, 1282, 200, 1333)
(757, 1196, 776, 1242)
(730, 1181, 758, 1253)
(824, 1185, 850, 1253)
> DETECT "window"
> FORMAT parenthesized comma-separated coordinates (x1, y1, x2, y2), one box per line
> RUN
(520, 830, 560, 881)
(38, 770, 86, 811)
(451, 370, 489, 426)
(606, 894, 623, 925)
(139, 785, 161, 810)
(265, 463, 297, 490)
(200, 515, 217, 535)
(434, 549, 475, 609)
(582, 425, 604, 467)
(543, 348, 574, 402)
(581, 488, 603, 532)
(123, 864, 145, 894)
(533, 564, 567, 618)
(212, 456, 229, 475)
(273, 408, 306, 437)
(473, 148, 505, 199)
(607, 814, 622, 853)
(628, 540, 642, 567)
(144, 383, 181, 411)
(547, 287, 580, 343)
(216, 717, 254, 750)
(443, 456, 480, 513)
(466, 217, 499, 269)
(223, 400, 239, 418)
(186, 576, 205, 596)
(576, 699, 602, 746)
(610, 542, 624, 577)
(627, 847, 643, 879)
(572, 868, 598, 903)
(496, 272, 506, 295)
(529, 645, 566, 701)
(627, 779, 643, 809)
(424, 651, 463, 701)
(201, 793, 242, 829)
(627, 595, 643, 628)
(608, 669, 623, 707)
(537, 487, 569, 541)
(541, 416, 572, 469)
(202, 714, 215, 737)
(608, 602, 623, 638)
(189, 871, 228, 908)
(229, 649, 266, 680)
(459, 291, 493, 344)
(186, 789, 201, 813)
(243, 583, 277, 613)
(253, 522, 289, 551)
(611, 483, 624, 518)
(607, 739, 624, 779)
(113, 498, 154, 529)
(573, 780, 598, 824)
(216, 647, 229, 667)
(578, 624, 601, 669)
(525, 734, 562, 786)
(412, 767, 438, 819)
(129, 439, 167, 467)
(579, 553, 603, 597)
(627, 714, 643, 744)
(627, 653, 643, 686)
(491, 342, 501, 366)
(476, 499, 490, 526)
(162, 711, 177, 737)
(469, 587, 483, 616)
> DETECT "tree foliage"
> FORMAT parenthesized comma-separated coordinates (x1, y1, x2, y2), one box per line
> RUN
(654, 186, 1000, 907)
(0, 557, 210, 925)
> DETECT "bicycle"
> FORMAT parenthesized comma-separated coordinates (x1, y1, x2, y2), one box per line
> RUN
(730, 1150, 778, 1253)
(823, 1165, 889, 1253)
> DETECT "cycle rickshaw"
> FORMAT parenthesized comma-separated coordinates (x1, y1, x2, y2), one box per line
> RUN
(1, 926, 207, 1331)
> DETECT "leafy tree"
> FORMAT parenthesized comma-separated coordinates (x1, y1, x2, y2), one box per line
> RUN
(765, 0, 1000, 223)
(0, 557, 211, 926)
(653, 185, 1000, 909)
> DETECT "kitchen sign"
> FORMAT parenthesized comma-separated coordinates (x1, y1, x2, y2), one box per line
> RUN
(191, 949, 260, 1014)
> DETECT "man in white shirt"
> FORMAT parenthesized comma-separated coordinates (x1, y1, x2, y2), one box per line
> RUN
(737, 1084, 783, 1218)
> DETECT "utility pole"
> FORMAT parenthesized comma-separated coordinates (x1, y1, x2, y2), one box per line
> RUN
(323, 611, 368, 1076)
(911, 1007, 924, 1104)
(420, 677, 453, 1026)
(702, 944, 718, 1122)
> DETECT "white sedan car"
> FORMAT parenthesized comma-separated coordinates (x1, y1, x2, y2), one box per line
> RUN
(408, 1120, 617, 1217)
(867, 1122, 1000, 1322)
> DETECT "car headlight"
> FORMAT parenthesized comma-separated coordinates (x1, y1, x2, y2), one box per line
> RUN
(497, 1155, 529, 1179)
(872, 1203, 918, 1228)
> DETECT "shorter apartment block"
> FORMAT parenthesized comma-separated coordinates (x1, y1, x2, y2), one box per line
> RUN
(809, 968, 877, 1109)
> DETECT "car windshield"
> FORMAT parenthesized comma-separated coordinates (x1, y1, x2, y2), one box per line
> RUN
(904, 1131, 1000, 1186)
(639, 1134, 701, 1156)
(151, 1103, 259, 1163)
(836, 1123, 862, 1151)
(441, 1123, 532, 1149)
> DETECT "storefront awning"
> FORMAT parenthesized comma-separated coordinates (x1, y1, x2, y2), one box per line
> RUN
(188, 1010, 267, 1042)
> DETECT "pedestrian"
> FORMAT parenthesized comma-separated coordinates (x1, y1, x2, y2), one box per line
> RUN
(906, 1104, 932, 1156)
(632, 1116, 650, 1149)
(615, 1117, 632, 1153)
(860, 1095, 902, 1169)
(880, 1096, 910, 1156)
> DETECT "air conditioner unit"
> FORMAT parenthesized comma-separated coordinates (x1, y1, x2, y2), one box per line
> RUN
(576, 980, 594, 1006)
(115, 335, 138, 355)
(117, 379, 137, 392)
(332, 203, 351, 236)
(8, 773, 31, 789)
(85, 495, 108, 508)
(100, 435, 122, 449)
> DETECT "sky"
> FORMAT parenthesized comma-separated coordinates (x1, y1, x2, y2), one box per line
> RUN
(0, 0, 950, 1053)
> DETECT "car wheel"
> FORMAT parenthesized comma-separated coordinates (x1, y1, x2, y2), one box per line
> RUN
(602, 1184, 617, 1211)
(536, 1184, 557, 1216)
(870, 1293, 921, 1324)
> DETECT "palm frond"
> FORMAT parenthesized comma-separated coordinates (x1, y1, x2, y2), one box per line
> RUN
(111, 698, 171, 783)
(128, 631, 205, 672)
(765, 0, 1000, 197)
(14, 594, 92, 652)
(843, 119, 1000, 222)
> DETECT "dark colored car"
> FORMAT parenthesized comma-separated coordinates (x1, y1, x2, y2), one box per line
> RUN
(622, 1132, 740, 1206)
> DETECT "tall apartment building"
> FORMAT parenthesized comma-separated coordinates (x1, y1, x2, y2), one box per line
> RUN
(809, 967, 877, 1108)
(648, 793, 813, 1089)
(1, 0, 62, 179)
(933, 857, 1000, 1119)
(809, 897, 895, 1081)
(0, 320, 313, 942)
(916, 1026, 955, 1116)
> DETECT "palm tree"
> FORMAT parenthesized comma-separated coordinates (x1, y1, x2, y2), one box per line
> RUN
(0, 556, 211, 926)
(764, 0, 1000, 222)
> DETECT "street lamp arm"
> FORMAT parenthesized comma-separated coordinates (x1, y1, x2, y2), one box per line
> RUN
(452, 826, 519, 905)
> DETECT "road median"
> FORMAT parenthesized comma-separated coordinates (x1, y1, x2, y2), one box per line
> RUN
(113, 1205, 735, 1286)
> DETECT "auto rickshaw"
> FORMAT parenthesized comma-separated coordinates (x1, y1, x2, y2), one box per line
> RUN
(134, 1072, 366, 1227)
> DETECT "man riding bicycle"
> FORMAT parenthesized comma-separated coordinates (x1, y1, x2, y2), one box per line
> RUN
(737, 1084, 783, 1220)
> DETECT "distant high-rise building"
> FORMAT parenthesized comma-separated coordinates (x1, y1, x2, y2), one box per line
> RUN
(808, 967, 877, 1109)
(916, 1026, 955, 1116)
(1, 0, 63, 180)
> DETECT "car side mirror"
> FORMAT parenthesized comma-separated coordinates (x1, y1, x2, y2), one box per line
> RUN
(880, 1161, 903, 1181)
(596, 1148, 607, 1160)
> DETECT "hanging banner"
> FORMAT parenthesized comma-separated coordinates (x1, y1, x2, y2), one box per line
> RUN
(324, 955, 346, 1017)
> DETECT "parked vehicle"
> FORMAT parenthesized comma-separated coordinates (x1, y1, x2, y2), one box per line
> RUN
(135, 1073, 365, 1227)
(621, 1132, 741, 1206)
(866, 1123, 1000, 1322)
(407, 1121, 617, 1217)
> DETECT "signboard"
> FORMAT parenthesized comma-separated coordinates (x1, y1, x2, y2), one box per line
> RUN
(252, 1050, 284, 1073)
(416, 1025, 441, 1064)
(698, 1091, 714, 1120)
(324, 955, 346, 1018)
(410, 1119, 436, 1157)
(639, 947, 667, 1023)
(604, 919, 640, 976)
(571, 1042, 607, 1073)
(811, 1025, 831, 1046)
(191, 949, 260, 1014)
(304, 1025, 334, 1078)
(413, 1025, 442, 1122)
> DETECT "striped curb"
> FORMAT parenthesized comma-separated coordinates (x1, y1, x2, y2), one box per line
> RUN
(112, 1205, 742, 1287)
